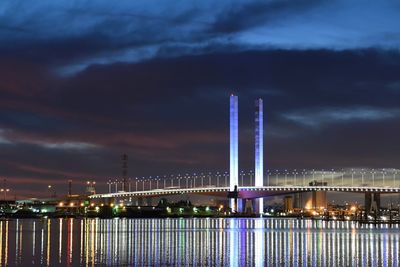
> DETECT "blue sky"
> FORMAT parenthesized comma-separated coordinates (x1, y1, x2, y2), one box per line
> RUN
(1, 1, 399, 74)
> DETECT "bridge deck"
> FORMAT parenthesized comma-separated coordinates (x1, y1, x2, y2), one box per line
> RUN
(89, 185, 400, 199)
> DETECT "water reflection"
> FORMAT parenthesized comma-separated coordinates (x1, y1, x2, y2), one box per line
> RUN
(0, 218, 398, 266)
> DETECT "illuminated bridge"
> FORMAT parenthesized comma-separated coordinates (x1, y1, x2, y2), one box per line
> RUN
(89, 169, 400, 199)
(89, 95, 400, 214)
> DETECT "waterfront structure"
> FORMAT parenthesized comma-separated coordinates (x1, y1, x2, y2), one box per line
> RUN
(229, 94, 239, 211)
(254, 98, 264, 214)
(88, 95, 400, 217)
(284, 196, 294, 212)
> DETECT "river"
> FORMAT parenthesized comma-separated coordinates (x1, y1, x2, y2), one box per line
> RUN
(0, 218, 398, 266)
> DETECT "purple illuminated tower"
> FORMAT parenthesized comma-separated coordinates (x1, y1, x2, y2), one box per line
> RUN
(230, 94, 239, 211)
(255, 98, 264, 214)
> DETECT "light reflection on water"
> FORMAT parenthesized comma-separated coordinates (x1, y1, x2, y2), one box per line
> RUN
(0, 218, 398, 266)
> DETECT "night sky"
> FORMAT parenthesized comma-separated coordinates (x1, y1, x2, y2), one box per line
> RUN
(1, 1, 400, 198)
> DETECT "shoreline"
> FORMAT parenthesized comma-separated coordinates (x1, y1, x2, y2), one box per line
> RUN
(2, 214, 400, 224)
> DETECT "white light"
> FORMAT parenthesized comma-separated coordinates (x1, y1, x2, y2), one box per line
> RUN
(229, 95, 239, 212)
(230, 94, 239, 192)
(255, 99, 264, 215)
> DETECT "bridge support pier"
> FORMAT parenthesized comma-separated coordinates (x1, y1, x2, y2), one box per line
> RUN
(136, 197, 144, 206)
(229, 198, 244, 213)
(244, 199, 253, 214)
(253, 198, 264, 215)
(238, 199, 244, 213)
(365, 192, 380, 219)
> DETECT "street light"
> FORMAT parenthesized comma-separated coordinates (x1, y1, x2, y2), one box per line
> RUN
(284, 170, 288, 186)
(351, 169, 354, 186)
(341, 171, 344, 186)
(107, 179, 112, 193)
(361, 169, 365, 185)
(48, 185, 56, 198)
(382, 170, 386, 186)
(249, 170, 254, 186)
(0, 179, 10, 201)
(372, 169, 375, 186)
(0, 188, 10, 201)
(149, 177, 152, 190)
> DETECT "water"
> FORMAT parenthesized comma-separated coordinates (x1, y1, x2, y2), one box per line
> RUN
(0, 218, 399, 266)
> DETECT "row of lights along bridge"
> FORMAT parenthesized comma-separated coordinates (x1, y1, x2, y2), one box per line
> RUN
(105, 169, 400, 193)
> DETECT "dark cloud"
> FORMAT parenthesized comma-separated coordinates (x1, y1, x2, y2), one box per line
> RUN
(209, 0, 322, 34)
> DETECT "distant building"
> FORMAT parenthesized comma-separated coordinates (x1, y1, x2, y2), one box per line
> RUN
(294, 181, 328, 210)
(284, 196, 294, 213)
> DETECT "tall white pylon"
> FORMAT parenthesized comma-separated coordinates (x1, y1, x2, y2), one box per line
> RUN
(230, 94, 239, 211)
(255, 98, 264, 214)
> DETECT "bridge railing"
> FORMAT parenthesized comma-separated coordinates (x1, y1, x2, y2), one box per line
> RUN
(105, 169, 400, 193)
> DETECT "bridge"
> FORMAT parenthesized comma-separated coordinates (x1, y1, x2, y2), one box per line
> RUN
(88, 95, 400, 214)
(89, 185, 400, 200)
(89, 169, 400, 213)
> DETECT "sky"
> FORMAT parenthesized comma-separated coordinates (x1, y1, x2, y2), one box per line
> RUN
(1, 1, 400, 198)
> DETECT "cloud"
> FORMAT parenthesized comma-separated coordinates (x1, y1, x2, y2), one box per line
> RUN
(1, 1, 400, 75)
(0, 128, 12, 144)
(0, 135, 11, 144)
(208, 0, 322, 34)
(0, 127, 99, 151)
(283, 107, 400, 127)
